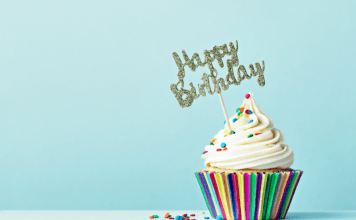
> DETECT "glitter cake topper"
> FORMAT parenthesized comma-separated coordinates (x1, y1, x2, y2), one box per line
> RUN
(170, 40, 265, 108)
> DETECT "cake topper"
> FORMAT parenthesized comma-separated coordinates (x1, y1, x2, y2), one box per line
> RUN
(169, 40, 265, 130)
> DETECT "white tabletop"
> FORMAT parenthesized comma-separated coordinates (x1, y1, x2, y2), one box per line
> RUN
(0, 210, 355, 220)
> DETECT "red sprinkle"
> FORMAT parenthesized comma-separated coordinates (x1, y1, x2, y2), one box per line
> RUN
(216, 149, 221, 151)
(255, 133, 262, 135)
(190, 214, 195, 216)
(245, 109, 249, 114)
(169, 218, 174, 219)
(245, 94, 250, 99)
(182, 214, 187, 217)
(203, 151, 208, 154)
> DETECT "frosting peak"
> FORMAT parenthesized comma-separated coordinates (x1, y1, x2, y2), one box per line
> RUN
(201, 92, 294, 170)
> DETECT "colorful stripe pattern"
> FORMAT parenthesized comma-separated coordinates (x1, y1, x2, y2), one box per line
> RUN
(194, 170, 302, 220)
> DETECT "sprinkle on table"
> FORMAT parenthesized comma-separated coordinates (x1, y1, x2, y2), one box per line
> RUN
(200, 211, 204, 214)
(204, 217, 210, 219)
(245, 93, 250, 99)
(190, 214, 195, 216)
(248, 134, 253, 138)
(248, 119, 253, 124)
(182, 214, 187, 217)
(232, 118, 237, 123)
(149, 216, 154, 219)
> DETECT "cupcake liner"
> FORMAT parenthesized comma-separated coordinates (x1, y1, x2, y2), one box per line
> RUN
(194, 170, 302, 220)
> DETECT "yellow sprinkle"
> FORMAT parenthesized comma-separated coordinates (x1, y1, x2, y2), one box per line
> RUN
(224, 130, 230, 135)
(200, 211, 204, 214)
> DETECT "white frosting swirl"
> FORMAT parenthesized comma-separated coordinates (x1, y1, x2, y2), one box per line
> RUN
(201, 92, 294, 169)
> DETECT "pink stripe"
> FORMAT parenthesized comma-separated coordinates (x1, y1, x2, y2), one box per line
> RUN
(210, 172, 227, 220)
(244, 173, 250, 220)
(232, 173, 241, 220)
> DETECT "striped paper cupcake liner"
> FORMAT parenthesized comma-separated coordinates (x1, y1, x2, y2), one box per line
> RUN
(194, 170, 302, 220)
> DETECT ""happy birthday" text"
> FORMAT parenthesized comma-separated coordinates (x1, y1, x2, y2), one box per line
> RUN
(170, 40, 265, 107)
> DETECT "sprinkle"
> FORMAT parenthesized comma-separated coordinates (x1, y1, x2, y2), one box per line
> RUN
(248, 110, 253, 114)
(245, 93, 250, 99)
(175, 216, 184, 220)
(224, 130, 230, 135)
(204, 217, 210, 219)
(217, 216, 224, 220)
(224, 120, 226, 124)
(245, 109, 249, 114)
(190, 214, 195, 216)
(231, 130, 235, 134)
(248, 134, 253, 138)
(232, 118, 237, 123)
(236, 108, 240, 113)
(222, 148, 228, 151)
(255, 133, 262, 135)
(149, 216, 154, 219)
(221, 142, 226, 148)
(209, 143, 214, 145)
(211, 138, 217, 142)
(169, 218, 174, 220)
(248, 120, 253, 124)
(237, 112, 242, 117)
(202, 151, 208, 155)
(200, 212, 204, 214)
(182, 214, 187, 217)
(153, 215, 159, 218)
(240, 107, 244, 112)
(216, 149, 222, 151)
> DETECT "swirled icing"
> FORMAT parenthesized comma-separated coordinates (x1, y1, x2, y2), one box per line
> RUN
(201, 92, 294, 170)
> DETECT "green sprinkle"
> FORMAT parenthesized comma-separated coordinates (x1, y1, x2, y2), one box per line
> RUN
(238, 112, 242, 117)
(209, 143, 214, 145)
(248, 134, 253, 138)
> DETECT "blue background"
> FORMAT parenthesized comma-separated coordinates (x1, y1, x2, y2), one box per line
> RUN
(0, 0, 355, 211)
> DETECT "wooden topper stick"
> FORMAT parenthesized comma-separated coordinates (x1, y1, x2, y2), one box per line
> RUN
(218, 92, 231, 131)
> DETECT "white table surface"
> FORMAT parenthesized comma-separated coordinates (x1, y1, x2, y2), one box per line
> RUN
(0, 210, 355, 220)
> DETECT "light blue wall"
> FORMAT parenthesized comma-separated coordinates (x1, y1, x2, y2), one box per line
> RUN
(0, 0, 355, 210)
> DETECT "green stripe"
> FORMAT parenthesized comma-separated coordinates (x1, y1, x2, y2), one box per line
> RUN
(194, 172, 214, 218)
(250, 173, 256, 220)
(265, 172, 279, 220)
(281, 171, 299, 217)
(262, 173, 272, 220)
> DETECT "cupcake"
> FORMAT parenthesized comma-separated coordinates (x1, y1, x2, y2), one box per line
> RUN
(195, 92, 302, 220)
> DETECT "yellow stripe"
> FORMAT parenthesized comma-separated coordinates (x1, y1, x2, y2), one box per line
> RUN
(237, 172, 246, 220)
(203, 172, 220, 216)
(215, 172, 230, 219)
(258, 173, 267, 220)
(221, 172, 234, 220)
